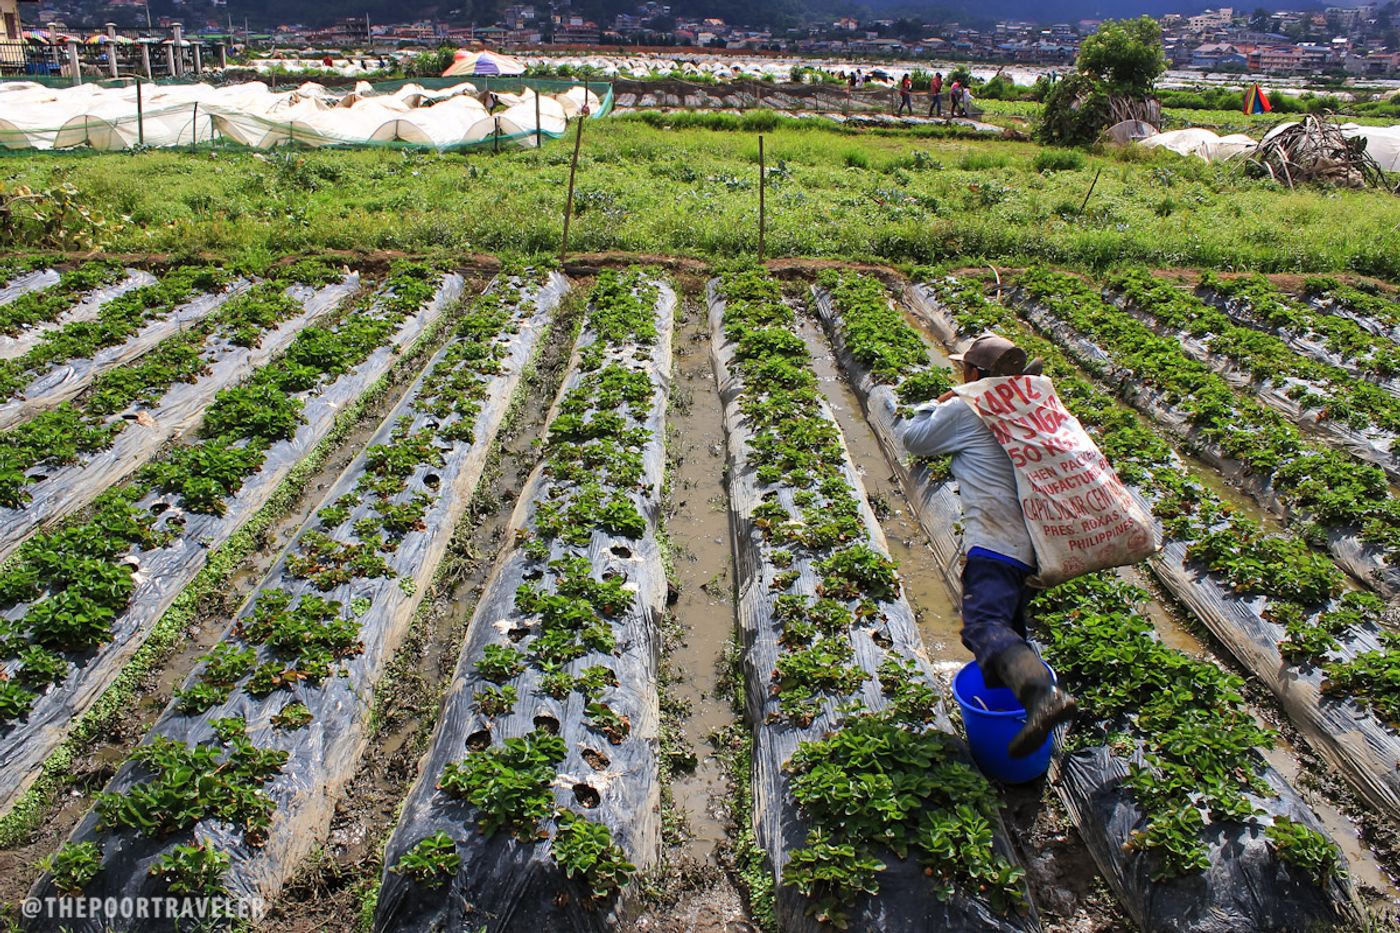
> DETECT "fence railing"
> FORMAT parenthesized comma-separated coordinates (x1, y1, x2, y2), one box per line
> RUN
(0, 39, 227, 81)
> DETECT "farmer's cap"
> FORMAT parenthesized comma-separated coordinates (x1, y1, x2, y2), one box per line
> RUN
(949, 333, 1028, 377)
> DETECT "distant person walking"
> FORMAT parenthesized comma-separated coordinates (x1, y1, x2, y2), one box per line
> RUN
(949, 80, 963, 118)
(897, 74, 913, 116)
(928, 71, 944, 117)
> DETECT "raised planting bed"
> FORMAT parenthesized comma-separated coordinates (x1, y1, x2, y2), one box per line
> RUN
(1197, 273, 1400, 393)
(0, 264, 61, 308)
(372, 268, 672, 933)
(710, 268, 1038, 933)
(1013, 267, 1400, 601)
(0, 263, 359, 563)
(23, 271, 569, 931)
(817, 270, 1361, 932)
(1103, 269, 1400, 480)
(906, 275, 1400, 831)
(0, 265, 243, 432)
(0, 263, 153, 360)
(0, 263, 464, 818)
(1301, 277, 1400, 347)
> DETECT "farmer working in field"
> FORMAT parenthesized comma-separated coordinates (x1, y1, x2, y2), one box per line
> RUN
(900, 334, 1079, 756)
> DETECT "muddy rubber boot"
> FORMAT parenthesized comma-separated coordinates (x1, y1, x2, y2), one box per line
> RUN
(994, 642, 1078, 759)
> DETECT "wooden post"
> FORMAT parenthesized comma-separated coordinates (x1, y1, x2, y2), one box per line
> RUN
(67, 41, 81, 86)
(493, 116, 501, 154)
(534, 84, 541, 149)
(141, 42, 152, 79)
(191, 101, 198, 150)
(193, 42, 202, 75)
(105, 25, 119, 79)
(758, 134, 766, 263)
(559, 115, 585, 264)
(136, 76, 144, 146)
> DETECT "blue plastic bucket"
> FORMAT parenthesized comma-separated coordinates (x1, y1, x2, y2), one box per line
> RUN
(952, 660, 1056, 784)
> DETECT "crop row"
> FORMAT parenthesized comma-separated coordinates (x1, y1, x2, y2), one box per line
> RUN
(0, 262, 129, 339)
(1200, 273, 1400, 383)
(1016, 267, 1400, 598)
(1302, 277, 1400, 343)
(816, 270, 1358, 931)
(1003, 271, 1400, 755)
(0, 265, 237, 413)
(1106, 269, 1400, 477)
(711, 268, 1035, 933)
(0, 262, 59, 307)
(0, 261, 354, 563)
(374, 268, 667, 932)
(23, 270, 565, 927)
(0, 262, 463, 819)
(918, 273, 1400, 816)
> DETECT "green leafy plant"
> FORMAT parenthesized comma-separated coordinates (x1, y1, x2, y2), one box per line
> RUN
(550, 811, 635, 902)
(39, 840, 103, 896)
(148, 841, 230, 896)
(438, 730, 567, 840)
(391, 831, 461, 887)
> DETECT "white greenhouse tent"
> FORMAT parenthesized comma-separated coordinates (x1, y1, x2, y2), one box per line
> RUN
(0, 79, 605, 152)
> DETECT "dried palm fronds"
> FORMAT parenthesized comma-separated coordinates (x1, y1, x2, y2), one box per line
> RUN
(1249, 113, 1396, 191)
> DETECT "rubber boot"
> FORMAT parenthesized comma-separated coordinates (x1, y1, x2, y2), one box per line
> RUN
(994, 642, 1078, 759)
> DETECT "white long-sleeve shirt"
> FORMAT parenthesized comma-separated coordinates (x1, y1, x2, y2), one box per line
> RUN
(900, 396, 1036, 567)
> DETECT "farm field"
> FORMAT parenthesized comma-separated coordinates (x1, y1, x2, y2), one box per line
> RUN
(1, 114, 1400, 933)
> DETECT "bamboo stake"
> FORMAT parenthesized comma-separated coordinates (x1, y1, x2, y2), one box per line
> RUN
(560, 113, 585, 264)
(758, 134, 766, 263)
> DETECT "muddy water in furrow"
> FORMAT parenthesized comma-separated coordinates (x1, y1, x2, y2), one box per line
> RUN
(797, 314, 965, 663)
(663, 295, 742, 865)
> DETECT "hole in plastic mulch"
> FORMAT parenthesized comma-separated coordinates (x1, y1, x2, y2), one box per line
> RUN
(533, 715, 560, 734)
(581, 748, 610, 771)
(424, 474, 441, 489)
(508, 626, 530, 643)
(610, 545, 632, 559)
(150, 502, 170, 515)
(466, 728, 491, 751)
(573, 784, 601, 809)
(523, 568, 544, 581)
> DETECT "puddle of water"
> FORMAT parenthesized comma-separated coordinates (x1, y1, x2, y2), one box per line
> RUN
(797, 314, 964, 661)
(664, 299, 741, 863)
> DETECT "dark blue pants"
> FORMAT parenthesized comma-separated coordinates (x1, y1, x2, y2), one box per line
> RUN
(961, 556, 1032, 685)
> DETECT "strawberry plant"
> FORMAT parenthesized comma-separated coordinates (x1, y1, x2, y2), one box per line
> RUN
(474, 685, 518, 717)
(550, 810, 636, 902)
(39, 840, 103, 896)
(94, 719, 286, 846)
(476, 644, 526, 683)
(0, 261, 126, 336)
(148, 841, 230, 896)
(271, 701, 314, 730)
(438, 730, 568, 840)
(391, 832, 461, 888)
(1266, 816, 1344, 885)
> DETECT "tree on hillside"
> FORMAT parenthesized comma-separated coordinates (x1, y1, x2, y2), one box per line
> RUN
(1074, 16, 1167, 97)
(1036, 16, 1165, 147)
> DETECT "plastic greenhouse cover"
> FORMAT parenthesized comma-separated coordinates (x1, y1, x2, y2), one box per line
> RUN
(24, 273, 567, 931)
(1009, 289, 1400, 601)
(373, 277, 672, 933)
(0, 276, 358, 566)
(710, 281, 1039, 933)
(884, 285, 1367, 929)
(0, 269, 157, 362)
(0, 279, 252, 433)
(0, 79, 608, 152)
(0, 274, 462, 818)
